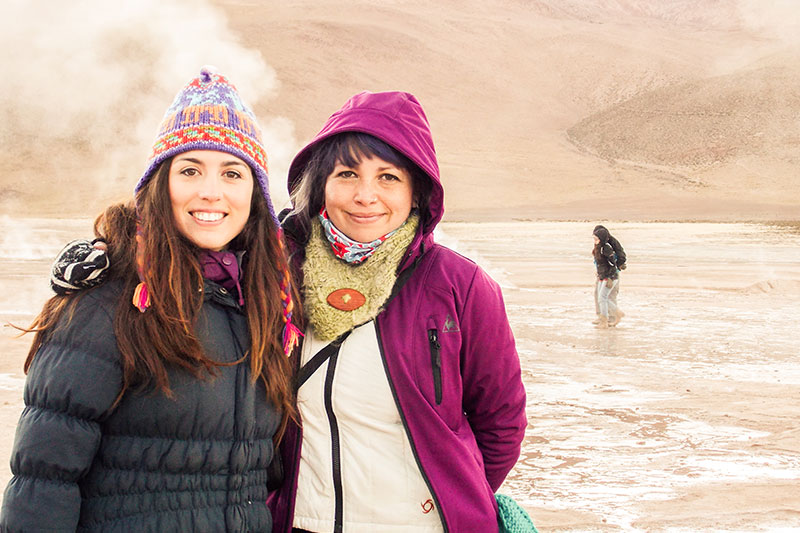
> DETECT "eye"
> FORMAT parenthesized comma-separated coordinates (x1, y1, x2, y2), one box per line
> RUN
(380, 172, 401, 182)
(180, 167, 200, 177)
(337, 170, 357, 178)
(224, 170, 243, 180)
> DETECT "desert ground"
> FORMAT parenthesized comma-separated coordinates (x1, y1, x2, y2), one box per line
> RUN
(1, 219, 799, 532)
(444, 221, 800, 531)
(0, 0, 798, 531)
(1, 1, 798, 221)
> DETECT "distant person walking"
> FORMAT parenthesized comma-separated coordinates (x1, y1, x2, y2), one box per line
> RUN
(592, 225, 626, 328)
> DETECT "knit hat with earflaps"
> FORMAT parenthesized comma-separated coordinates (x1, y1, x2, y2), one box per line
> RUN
(132, 66, 301, 355)
(136, 66, 277, 223)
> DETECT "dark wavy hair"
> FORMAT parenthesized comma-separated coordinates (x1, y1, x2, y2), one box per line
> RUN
(23, 158, 299, 423)
(289, 132, 432, 237)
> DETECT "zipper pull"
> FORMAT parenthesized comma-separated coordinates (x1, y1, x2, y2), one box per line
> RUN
(428, 329, 441, 366)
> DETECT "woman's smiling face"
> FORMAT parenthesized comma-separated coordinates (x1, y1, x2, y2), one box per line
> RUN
(324, 155, 414, 243)
(169, 150, 254, 251)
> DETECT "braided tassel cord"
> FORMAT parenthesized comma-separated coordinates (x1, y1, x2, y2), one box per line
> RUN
(283, 321, 303, 356)
(278, 229, 303, 356)
(280, 270, 302, 356)
(132, 221, 151, 312)
(132, 281, 151, 313)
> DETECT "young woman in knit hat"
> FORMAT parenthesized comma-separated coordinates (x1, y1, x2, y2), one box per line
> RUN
(43, 91, 529, 532)
(0, 67, 300, 532)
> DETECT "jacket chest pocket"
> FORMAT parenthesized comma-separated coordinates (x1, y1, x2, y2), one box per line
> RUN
(420, 315, 463, 430)
(428, 328, 443, 405)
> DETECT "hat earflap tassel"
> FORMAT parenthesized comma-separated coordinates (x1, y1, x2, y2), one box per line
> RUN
(282, 320, 303, 356)
(132, 281, 151, 312)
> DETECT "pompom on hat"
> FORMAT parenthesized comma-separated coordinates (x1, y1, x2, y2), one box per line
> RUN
(132, 66, 301, 355)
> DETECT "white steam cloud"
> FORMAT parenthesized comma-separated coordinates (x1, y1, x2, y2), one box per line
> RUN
(0, 0, 296, 212)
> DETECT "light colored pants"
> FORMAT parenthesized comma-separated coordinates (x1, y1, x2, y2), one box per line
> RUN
(596, 278, 620, 319)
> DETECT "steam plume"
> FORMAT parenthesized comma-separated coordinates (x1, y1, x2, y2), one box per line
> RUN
(0, 0, 296, 212)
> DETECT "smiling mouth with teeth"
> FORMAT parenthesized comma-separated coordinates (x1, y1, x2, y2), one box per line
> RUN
(192, 212, 226, 222)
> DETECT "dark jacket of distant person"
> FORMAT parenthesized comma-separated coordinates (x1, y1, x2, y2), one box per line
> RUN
(593, 225, 621, 280)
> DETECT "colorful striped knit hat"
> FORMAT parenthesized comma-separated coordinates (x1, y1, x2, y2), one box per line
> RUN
(132, 66, 301, 355)
(136, 66, 278, 225)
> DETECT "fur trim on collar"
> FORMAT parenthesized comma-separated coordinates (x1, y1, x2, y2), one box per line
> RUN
(302, 214, 419, 341)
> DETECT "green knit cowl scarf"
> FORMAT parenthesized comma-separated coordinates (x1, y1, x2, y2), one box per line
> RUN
(302, 214, 420, 342)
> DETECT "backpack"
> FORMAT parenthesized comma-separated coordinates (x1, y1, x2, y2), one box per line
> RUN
(608, 235, 627, 270)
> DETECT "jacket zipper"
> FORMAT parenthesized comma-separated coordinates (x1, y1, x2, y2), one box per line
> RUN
(428, 329, 443, 405)
(376, 320, 448, 532)
(226, 311, 245, 532)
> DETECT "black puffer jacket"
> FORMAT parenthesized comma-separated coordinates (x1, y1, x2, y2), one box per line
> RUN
(0, 280, 281, 532)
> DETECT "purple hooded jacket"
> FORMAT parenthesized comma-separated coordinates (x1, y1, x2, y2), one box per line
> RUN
(268, 92, 527, 532)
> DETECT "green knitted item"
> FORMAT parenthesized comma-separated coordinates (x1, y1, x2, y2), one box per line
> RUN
(496, 494, 538, 533)
(302, 214, 419, 342)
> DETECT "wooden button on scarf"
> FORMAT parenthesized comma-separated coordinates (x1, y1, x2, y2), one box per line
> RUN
(327, 288, 366, 311)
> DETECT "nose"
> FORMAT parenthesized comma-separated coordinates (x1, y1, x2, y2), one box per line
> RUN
(198, 175, 222, 201)
(353, 178, 377, 205)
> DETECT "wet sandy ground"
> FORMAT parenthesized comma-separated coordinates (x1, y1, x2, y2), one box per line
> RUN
(1, 219, 799, 531)
(438, 222, 800, 531)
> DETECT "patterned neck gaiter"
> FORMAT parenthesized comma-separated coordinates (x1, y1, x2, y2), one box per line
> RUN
(318, 207, 400, 264)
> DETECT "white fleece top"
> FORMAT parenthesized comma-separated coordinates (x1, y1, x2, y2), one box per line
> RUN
(293, 322, 443, 532)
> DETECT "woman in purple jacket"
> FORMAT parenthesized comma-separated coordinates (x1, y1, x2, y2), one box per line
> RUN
(271, 91, 527, 533)
(46, 90, 528, 532)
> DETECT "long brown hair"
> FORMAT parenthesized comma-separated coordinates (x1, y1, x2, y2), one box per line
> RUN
(24, 158, 299, 420)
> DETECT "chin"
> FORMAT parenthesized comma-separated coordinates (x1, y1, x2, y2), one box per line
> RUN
(187, 236, 230, 251)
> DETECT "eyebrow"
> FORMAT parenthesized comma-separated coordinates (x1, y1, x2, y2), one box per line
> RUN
(174, 157, 247, 167)
(334, 162, 402, 172)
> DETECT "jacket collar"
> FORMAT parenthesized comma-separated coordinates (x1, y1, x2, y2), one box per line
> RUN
(202, 279, 242, 310)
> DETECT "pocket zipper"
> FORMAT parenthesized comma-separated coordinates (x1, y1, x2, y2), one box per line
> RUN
(428, 328, 443, 405)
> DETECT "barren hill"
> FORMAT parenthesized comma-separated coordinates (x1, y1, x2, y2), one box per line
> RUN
(1, 0, 797, 220)
(568, 53, 800, 168)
